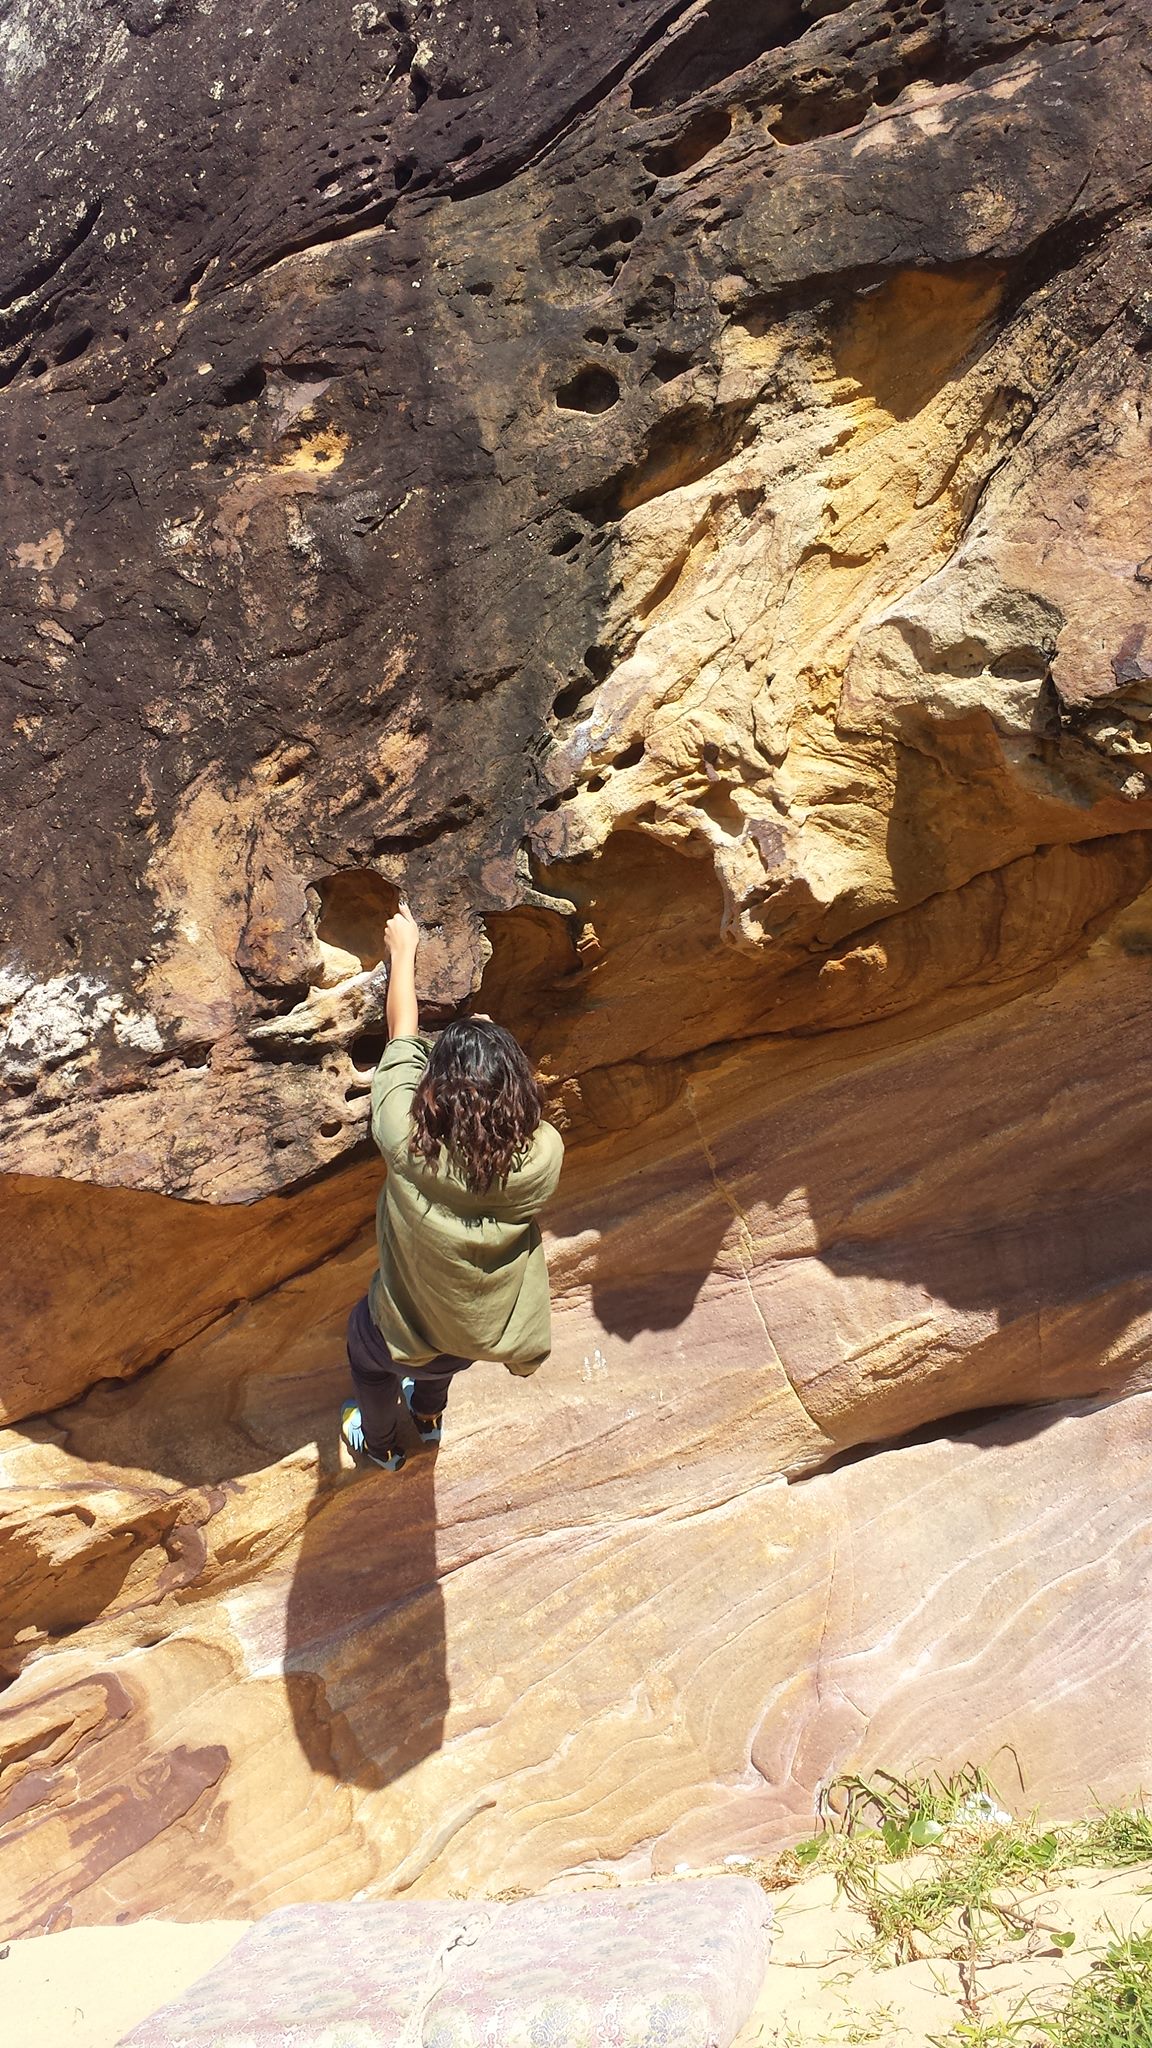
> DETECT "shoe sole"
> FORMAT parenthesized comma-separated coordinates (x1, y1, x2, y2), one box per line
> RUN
(401, 1378, 443, 1444)
(340, 1404, 406, 1471)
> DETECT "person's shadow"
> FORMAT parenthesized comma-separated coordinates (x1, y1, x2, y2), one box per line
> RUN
(2, 1211, 446, 1884)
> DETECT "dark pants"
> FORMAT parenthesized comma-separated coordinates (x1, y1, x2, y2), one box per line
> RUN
(346, 1294, 472, 1456)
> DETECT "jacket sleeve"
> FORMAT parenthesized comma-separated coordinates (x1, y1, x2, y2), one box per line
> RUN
(370, 1036, 430, 1160)
(502, 1122, 565, 1221)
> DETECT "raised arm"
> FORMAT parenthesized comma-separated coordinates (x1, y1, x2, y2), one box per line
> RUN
(384, 900, 420, 1040)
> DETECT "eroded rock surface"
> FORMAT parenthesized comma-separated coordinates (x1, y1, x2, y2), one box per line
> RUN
(2, 0, 1152, 1196)
(3, 906, 1152, 1929)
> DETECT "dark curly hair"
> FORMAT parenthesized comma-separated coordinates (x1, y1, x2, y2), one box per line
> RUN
(410, 1018, 544, 1193)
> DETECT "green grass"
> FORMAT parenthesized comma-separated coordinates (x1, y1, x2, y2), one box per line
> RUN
(765, 1771, 1152, 1968)
(840, 1825, 1069, 1962)
(1037, 1929, 1152, 2048)
(751, 1770, 1152, 2048)
(1066, 1808, 1152, 1869)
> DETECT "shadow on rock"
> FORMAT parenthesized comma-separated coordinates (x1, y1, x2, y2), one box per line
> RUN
(282, 1444, 448, 1791)
(0, 1258, 451, 1929)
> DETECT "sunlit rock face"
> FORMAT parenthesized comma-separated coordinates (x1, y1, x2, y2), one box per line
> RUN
(3, 1264, 1151, 1930)
(2, 0, 1151, 1195)
(3, 912, 1152, 1928)
(2, 0, 1152, 1938)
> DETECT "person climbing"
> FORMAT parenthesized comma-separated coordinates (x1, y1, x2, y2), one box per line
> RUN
(340, 900, 565, 1471)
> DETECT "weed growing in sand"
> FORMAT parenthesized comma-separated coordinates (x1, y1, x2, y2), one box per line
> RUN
(1036, 1927, 1152, 2048)
(933, 2015, 1036, 2046)
(775, 2014, 900, 2048)
(751, 1773, 1152, 2048)
(1068, 1808, 1152, 1870)
(763, 1773, 1152, 1970)
(841, 1825, 1070, 1962)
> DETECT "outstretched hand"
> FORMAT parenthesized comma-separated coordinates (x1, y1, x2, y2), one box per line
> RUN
(384, 899, 420, 1040)
(384, 899, 420, 958)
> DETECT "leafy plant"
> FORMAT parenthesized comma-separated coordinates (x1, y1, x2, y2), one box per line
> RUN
(932, 2013, 1037, 2046)
(1037, 1928, 1152, 2047)
(824, 1764, 1005, 1856)
(752, 1777, 1152, 2048)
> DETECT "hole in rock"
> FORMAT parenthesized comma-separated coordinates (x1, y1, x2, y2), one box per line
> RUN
(319, 1119, 343, 1139)
(872, 76, 905, 108)
(591, 216, 642, 251)
(549, 529, 584, 557)
(699, 780, 746, 833)
(631, 0, 808, 108)
(567, 397, 752, 523)
(648, 347, 692, 383)
(466, 278, 492, 295)
(54, 325, 94, 365)
(585, 643, 614, 682)
(769, 88, 872, 144)
(314, 869, 399, 970)
(219, 364, 267, 405)
(350, 1029, 389, 1073)
(584, 325, 609, 344)
(613, 334, 639, 353)
(641, 106, 733, 177)
(172, 255, 211, 305)
(552, 674, 600, 720)
(613, 739, 646, 769)
(555, 366, 620, 414)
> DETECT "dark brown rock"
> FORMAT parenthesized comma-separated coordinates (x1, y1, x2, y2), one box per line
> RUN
(2, 0, 1151, 1197)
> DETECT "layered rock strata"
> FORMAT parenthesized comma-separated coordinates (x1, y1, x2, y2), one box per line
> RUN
(3, 906, 1152, 1930)
(2, 1300, 1149, 1930)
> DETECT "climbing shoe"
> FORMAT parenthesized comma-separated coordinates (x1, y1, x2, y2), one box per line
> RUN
(340, 1403, 406, 1472)
(401, 1378, 443, 1444)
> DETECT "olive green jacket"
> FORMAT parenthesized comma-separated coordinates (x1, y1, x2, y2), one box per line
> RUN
(367, 1035, 564, 1370)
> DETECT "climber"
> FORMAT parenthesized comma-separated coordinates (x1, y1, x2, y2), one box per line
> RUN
(340, 900, 565, 1471)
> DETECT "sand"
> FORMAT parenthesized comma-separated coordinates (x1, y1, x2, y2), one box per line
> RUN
(0, 1920, 246, 2048)
(5, 1857, 1151, 2048)
(733, 1859, 1152, 2044)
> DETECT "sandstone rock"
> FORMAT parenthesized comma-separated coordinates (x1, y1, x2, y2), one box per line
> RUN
(2, 0, 1151, 1196)
(2, 0, 1152, 1960)
(3, 876, 1151, 1931)
(0, 1157, 380, 1422)
(2, 1308, 1148, 1932)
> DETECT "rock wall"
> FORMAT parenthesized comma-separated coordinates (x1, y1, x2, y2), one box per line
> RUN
(2, 0, 1152, 1935)
(3, 0, 1152, 1196)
